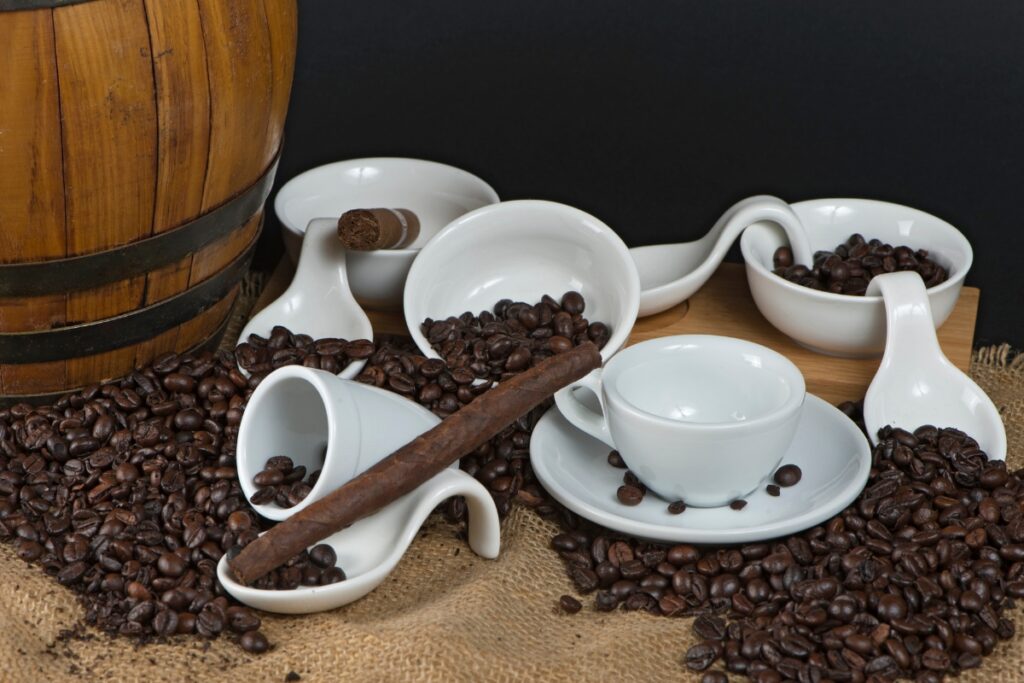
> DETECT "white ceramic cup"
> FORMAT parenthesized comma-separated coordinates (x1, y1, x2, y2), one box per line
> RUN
(237, 365, 444, 521)
(556, 335, 806, 507)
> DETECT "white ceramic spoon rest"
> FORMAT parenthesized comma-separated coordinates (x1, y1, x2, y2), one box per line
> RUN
(238, 218, 374, 380)
(630, 195, 814, 317)
(218, 467, 498, 614)
(864, 271, 1006, 459)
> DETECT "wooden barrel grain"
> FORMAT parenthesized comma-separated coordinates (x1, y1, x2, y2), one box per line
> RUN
(0, 0, 297, 402)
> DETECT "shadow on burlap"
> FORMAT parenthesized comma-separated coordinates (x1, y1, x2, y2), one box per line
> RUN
(4, 331, 1024, 680)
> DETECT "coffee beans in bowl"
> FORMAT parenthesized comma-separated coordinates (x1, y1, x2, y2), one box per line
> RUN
(772, 233, 949, 295)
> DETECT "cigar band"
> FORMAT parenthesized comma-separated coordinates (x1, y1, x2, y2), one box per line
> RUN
(386, 209, 410, 246)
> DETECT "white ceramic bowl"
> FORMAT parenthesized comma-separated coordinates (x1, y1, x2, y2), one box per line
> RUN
(274, 158, 500, 309)
(740, 198, 972, 357)
(403, 199, 640, 363)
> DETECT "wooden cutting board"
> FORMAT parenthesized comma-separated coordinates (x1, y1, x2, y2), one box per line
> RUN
(253, 260, 980, 405)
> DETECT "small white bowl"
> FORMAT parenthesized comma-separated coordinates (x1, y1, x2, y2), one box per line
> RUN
(740, 198, 972, 357)
(274, 158, 500, 309)
(403, 199, 640, 363)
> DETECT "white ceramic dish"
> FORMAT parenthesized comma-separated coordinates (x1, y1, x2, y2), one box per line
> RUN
(274, 157, 499, 309)
(555, 335, 805, 507)
(403, 199, 640, 364)
(630, 195, 813, 317)
(864, 271, 1006, 459)
(238, 219, 373, 380)
(218, 467, 499, 614)
(531, 395, 871, 543)
(740, 198, 972, 357)
(221, 366, 500, 613)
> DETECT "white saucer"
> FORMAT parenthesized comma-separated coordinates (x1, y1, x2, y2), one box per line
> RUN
(530, 394, 871, 544)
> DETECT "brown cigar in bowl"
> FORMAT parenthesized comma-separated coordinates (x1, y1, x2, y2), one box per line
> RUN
(228, 342, 603, 586)
(337, 208, 420, 250)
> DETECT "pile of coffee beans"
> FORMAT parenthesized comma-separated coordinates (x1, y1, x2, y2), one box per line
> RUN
(235, 326, 373, 375)
(245, 543, 346, 590)
(421, 291, 611, 384)
(250, 455, 322, 509)
(0, 294, 605, 656)
(773, 234, 949, 295)
(554, 419, 1022, 681)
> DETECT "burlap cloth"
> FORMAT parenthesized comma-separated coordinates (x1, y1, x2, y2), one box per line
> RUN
(2, 288, 1024, 681)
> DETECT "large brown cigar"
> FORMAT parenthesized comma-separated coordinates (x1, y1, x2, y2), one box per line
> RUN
(337, 208, 420, 250)
(228, 342, 603, 585)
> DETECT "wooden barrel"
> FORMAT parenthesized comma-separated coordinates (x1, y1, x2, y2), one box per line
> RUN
(0, 0, 297, 403)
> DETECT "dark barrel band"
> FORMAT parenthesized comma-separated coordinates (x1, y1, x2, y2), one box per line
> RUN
(0, 158, 277, 297)
(0, 225, 259, 364)
(1, 0, 98, 11)
(0, 310, 235, 406)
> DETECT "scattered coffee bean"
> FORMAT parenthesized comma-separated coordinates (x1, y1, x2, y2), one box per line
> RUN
(765, 484, 780, 496)
(558, 595, 582, 614)
(607, 450, 626, 468)
(239, 629, 270, 654)
(729, 499, 747, 510)
(772, 233, 949, 295)
(772, 464, 802, 487)
(617, 485, 644, 506)
(667, 500, 686, 515)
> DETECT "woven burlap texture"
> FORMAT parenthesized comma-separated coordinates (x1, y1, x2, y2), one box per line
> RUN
(2, 341, 1024, 682)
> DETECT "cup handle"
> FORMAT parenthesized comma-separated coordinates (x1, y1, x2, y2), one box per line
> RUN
(556, 370, 615, 448)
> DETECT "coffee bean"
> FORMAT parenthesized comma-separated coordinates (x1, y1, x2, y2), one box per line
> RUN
(558, 595, 582, 614)
(239, 630, 270, 654)
(729, 500, 747, 510)
(685, 642, 720, 671)
(773, 464, 802, 487)
(607, 450, 626, 468)
(700, 673, 728, 683)
(766, 484, 780, 496)
(668, 500, 686, 514)
(616, 485, 644, 506)
(309, 544, 337, 569)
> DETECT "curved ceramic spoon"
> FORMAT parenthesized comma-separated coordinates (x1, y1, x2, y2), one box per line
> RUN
(217, 467, 499, 614)
(864, 271, 1006, 459)
(238, 218, 373, 379)
(630, 195, 814, 317)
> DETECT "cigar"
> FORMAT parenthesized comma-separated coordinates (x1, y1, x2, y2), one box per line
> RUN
(337, 208, 420, 250)
(228, 342, 602, 585)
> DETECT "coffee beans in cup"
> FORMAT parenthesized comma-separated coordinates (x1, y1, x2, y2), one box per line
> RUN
(773, 233, 949, 295)
(250, 454, 324, 509)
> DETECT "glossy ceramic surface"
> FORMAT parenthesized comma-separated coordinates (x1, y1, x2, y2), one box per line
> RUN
(238, 218, 373, 380)
(221, 366, 500, 613)
(275, 158, 499, 309)
(864, 271, 1006, 459)
(531, 395, 871, 543)
(403, 199, 640, 364)
(740, 198, 972, 357)
(554, 335, 805, 507)
(630, 195, 813, 317)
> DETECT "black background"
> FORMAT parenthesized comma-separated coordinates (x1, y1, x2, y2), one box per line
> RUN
(262, 0, 1023, 346)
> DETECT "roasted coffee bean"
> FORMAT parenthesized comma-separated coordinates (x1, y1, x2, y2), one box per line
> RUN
(607, 450, 626, 468)
(773, 464, 802, 487)
(309, 543, 337, 569)
(558, 595, 582, 614)
(668, 500, 686, 514)
(686, 642, 720, 671)
(766, 484, 780, 496)
(729, 499, 747, 510)
(239, 630, 270, 654)
(617, 484, 644, 506)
